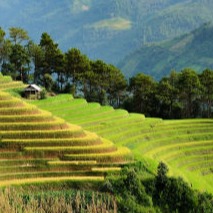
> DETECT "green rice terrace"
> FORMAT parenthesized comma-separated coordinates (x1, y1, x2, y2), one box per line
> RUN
(0, 74, 132, 188)
(32, 96, 213, 194)
(0, 74, 213, 195)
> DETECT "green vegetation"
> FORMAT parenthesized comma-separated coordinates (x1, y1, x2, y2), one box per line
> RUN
(0, 162, 212, 213)
(102, 163, 213, 213)
(0, 187, 116, 213)
(31, 93, 213, 194)
(90, 17, 132, 30)
(126, 68, 213, 119)
(2, 26, 213, 121)
(119, 23, 213, 79)
(1, 37, 213, 209)
(0, 28, 127, 106)
(0, 73, 213, 211)
(2, 0, 213, 66)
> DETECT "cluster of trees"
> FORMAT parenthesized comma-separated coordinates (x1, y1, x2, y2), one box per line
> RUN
(1, 27, 213, 119)
(0, 27, 127, 107)
(127, 69, 213, 118)
(102, 162, 213, 213)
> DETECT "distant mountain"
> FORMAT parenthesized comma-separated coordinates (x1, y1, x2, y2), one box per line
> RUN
(1, 0, 213, 65)
(118, 23, 213, 80)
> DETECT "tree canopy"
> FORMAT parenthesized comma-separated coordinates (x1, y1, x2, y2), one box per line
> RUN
(1, 26, 213, 118)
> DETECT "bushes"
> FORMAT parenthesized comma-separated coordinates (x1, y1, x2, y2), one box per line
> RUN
(101, 166, 154, 212)
(101, 162, 213, 213)
(152, 162, 213, 213)
(40, 88, 47, 99)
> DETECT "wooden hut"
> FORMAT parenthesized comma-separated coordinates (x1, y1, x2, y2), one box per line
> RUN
(24, 84, 42, 99)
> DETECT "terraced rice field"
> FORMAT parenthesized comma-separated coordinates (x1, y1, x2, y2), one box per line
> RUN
(1, 74, 213, 193)
(32, 94, 213, 193)
(0, 75, 25, 90)
(0, 75, 132, 187)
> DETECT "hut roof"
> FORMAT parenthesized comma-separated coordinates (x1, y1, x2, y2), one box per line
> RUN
(24, 84, 42, 92)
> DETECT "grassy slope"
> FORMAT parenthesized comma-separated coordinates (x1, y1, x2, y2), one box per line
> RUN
(31, 94, 213, 194)
(1, 75, 212, 193)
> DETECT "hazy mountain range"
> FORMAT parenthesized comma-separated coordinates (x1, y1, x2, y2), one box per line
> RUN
(119, 23, 213, 79)
(1, 0, 213, 78)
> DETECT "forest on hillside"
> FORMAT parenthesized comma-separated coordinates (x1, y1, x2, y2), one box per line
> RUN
(2, 0, 213, 64)
(1, 27, 213, 119)
(119, 23, 213, 79)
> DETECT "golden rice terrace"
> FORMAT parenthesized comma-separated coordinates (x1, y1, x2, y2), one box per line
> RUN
(0, 74, 132, 187)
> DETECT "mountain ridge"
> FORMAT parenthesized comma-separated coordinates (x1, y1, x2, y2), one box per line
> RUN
(118, 22, 213, 80)
(1, 0, 213, 69)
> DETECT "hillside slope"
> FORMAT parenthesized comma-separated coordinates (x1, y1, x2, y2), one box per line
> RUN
(119, 23, 213, 79)
(31, 94, 213, 194)
(1, 0, 213, 64)
(0, 74, 132, 187)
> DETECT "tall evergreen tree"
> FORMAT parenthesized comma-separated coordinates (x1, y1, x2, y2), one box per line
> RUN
(9, 27, 29, 44)
(199, 69, 213, 118)
(129, 73, 157, 115)
(65, 48, 90, 96)
(178, 68, 201, 118)
(157, 71, 180, 118)
(27, 40, 44, 83)
(107, 64, 127, 107)
(0, 28, 12, 70)
(9, 44, 30, 82)
(38, 32, 63, 89)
